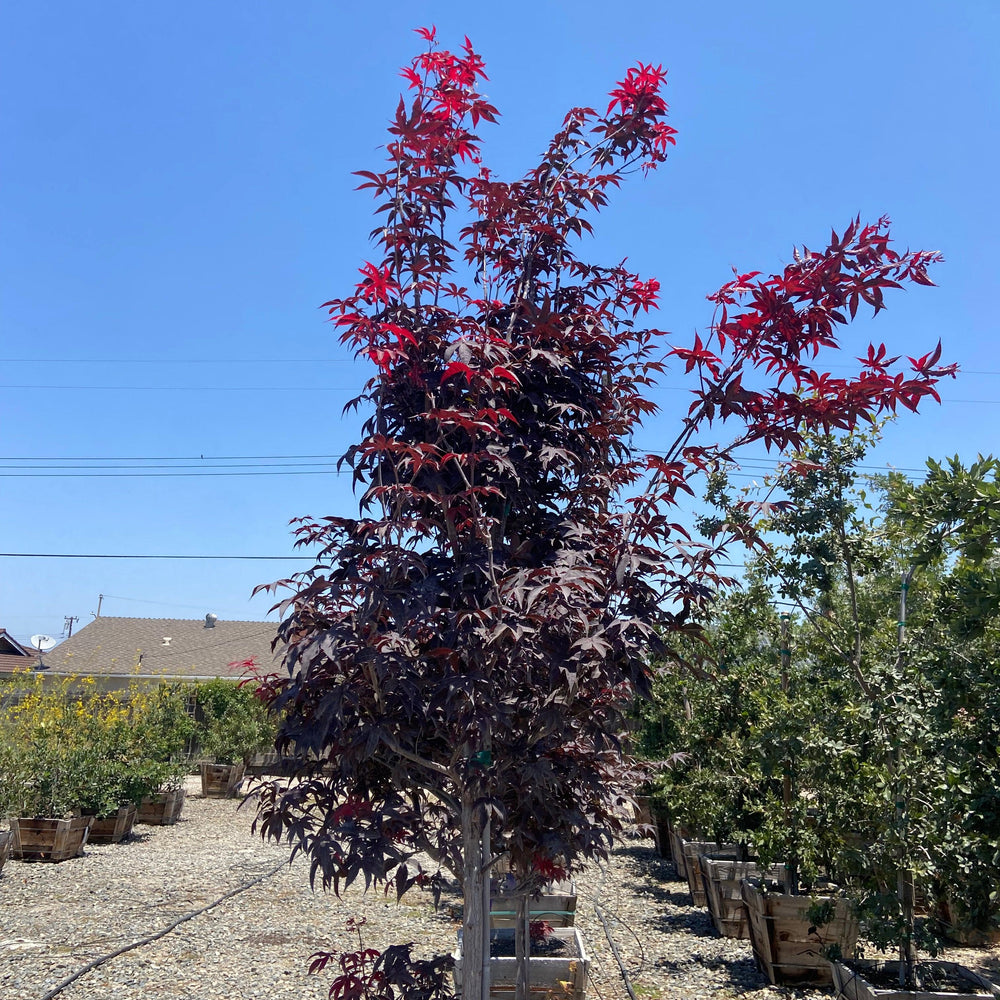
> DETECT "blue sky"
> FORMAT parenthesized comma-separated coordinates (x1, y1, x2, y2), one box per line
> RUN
(1, 1, 997, 645)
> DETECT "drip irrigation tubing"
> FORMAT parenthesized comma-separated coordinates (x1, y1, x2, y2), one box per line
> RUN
(594, 901, 639, 1000)
(38, 858, 288, 1000)
(590, 857, 647, 1000)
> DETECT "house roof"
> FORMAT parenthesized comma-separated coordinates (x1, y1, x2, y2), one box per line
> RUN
(0, 629, 40, 673)
(0, 629, 34, 657)
(44, 616, 282, 680)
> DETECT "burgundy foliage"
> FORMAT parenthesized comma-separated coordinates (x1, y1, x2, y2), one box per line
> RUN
(309, 918, 454, 1000)
(251, 27, 954, 980)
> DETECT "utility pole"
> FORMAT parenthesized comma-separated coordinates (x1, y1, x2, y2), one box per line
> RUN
(63, 615, 79, 638)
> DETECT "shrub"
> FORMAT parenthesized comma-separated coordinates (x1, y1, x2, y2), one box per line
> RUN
(195, 678, 275, 765)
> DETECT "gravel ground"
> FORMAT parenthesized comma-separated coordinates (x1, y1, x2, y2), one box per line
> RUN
(2, 776, 997, 1000)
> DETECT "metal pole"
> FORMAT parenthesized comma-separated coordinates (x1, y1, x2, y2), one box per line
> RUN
(896, 568, 917, 987)
(780, 612, 797, 894)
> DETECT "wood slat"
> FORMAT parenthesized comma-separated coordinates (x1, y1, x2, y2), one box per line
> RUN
(742, 879, 858, 986)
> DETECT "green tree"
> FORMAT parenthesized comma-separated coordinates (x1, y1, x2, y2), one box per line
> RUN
(745, 434, 1000, 985)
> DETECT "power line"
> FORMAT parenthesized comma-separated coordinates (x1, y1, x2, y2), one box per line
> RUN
(99, 594, 271, 615)
(0, 453, 340, 461)
(0, 553, 315, 560)
(2, 357, 998, 376)
(0, 384, 358, 391)
(0, 461, 342, 470)
(0, 551, 747, 568)
(0, 470, 345, 478)
(0, 449, 963, 475)
(0, 358, 360, 365)
(0, 382, 998, 404)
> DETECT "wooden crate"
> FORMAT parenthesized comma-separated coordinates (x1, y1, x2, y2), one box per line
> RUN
(682, 841, 741, 907)
(671, 828, 693, 878)
(935, 895, 1000, 947)
(491, 880, 578, 928)
(651, 811, 673, 860)
(247, 752, 298, 777)
(200, 762, 246, 797)
(742, 879, 858, 986)
(454, 927, 591, 1000)
(831, 960, 1000, 1000)
(87, 804, 138, 845)
(10, 815, 93, 862)
(702, 858, 785, 938)
(633, 795, 653, 828)
(137, 788, 186, 825)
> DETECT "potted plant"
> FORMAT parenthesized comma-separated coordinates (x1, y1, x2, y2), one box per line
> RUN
(639, 589, 781, 916)
(196, 678, 275, 797)
(491, 875, 578, 929)
(75, 690, 169, 843)
(0, 675, 97, 860)
(642, 483, 866, 977)
(737, 433, 1000, 995)
(829, 959, 1000, 1000)
(136, 763, 189, 825)
(133, 682, 197, 823)
(454, 922, 590, 1000)
(243, 30, 951, 1000)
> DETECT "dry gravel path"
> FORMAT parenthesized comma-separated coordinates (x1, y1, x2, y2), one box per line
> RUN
(2, 776, 997, 1000)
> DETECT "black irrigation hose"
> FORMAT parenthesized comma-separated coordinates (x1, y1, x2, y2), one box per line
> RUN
(590, 857, 648, 1000)
(594, 902, 638, 1000)
(38, 859, 288, 1000)
(594, 902, 646, 978)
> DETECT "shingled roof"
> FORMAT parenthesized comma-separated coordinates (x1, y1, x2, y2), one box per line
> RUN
(0, 628, 39, 673)
(45, 616, 281, 680)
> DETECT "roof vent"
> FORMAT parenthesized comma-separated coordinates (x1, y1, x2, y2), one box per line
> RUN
(161, 637, 172, 647)
(205, 613, 218, 628)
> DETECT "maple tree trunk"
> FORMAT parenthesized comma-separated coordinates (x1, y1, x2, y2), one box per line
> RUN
(462, 792, 488, 1000)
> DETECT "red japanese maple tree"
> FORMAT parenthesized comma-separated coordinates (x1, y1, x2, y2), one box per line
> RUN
(252, 29, 954, 1000)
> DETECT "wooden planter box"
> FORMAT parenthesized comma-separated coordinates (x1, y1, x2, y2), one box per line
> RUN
(633, 795, 653, 828)
(491, 880, 578, 928)
(200, 762, 246, 797)
(247, 752, 298, 777)
(137, 788, 186, 825)
(671, 828, 695, 878)
(682, 841, 741, 907)
(454, 927, 590, 1000)
(0, 829, 10, 874)
(651, 810, 673, 861)
(742, 879, 858, 986)
(702, 857, 786, 939)
(86, 804, 138, 845)
(10, 815, 94, 862)
(830, 960, 1000, 1000)
(934, 895, 1000, 947)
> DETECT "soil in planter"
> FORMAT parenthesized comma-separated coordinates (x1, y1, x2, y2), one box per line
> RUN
(843, 962, 996, 996)
(490, 936, 572, 958)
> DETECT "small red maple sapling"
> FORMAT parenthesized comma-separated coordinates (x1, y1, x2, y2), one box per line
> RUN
(252, 28, 954, 1000)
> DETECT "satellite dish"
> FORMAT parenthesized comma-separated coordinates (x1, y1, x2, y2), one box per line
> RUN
(30, 634, 57, 652)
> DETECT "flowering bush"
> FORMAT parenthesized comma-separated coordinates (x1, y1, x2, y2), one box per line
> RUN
(0, 674, 193, 818)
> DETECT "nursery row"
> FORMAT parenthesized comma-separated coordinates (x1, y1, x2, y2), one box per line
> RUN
(637, 818, 1000, 1000)
(638, 432, 1000, 994)
(0, 673, 274, 859)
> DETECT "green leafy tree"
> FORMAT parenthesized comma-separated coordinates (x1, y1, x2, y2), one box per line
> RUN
(741, 433, 1000, 986)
